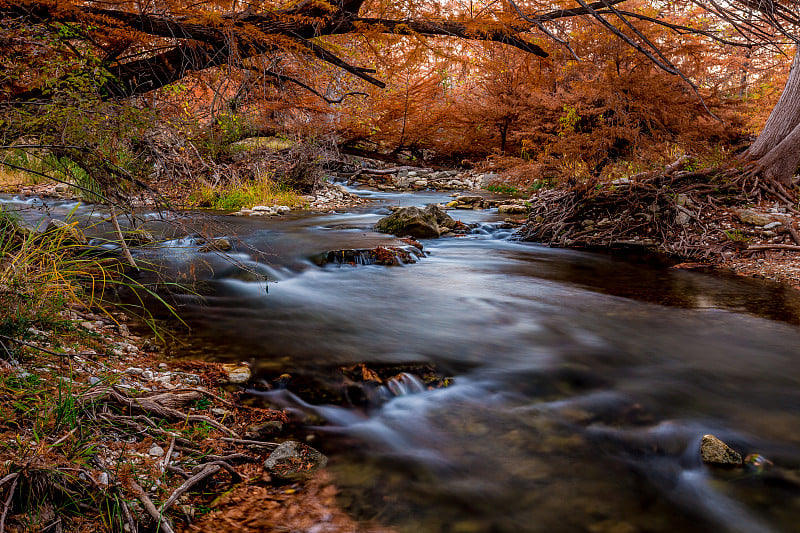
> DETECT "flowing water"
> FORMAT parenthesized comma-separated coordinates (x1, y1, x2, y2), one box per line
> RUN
(5, 189, 800, 532)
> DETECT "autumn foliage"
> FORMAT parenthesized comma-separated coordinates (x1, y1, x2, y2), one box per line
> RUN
(0, 0, 794, 194)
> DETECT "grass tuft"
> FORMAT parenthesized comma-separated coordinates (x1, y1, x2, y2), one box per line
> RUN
(189, 176, 308, 211)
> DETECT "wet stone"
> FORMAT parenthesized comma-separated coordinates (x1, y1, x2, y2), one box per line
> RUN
(700, 434, 742, 465)
(264, 441, 327, 482)
(222, 363, 251, 384)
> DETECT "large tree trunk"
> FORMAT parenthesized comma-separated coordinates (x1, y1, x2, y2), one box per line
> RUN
(745, 50, 800, 185)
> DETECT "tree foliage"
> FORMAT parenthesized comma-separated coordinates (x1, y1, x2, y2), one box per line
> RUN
(0, 0, 798, 192)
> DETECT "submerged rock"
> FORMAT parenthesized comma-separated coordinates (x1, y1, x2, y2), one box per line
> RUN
(700, 434, 742, 465)
(375, 204, 457, 238)
(264, 441, 327, 481)
(312, 245, 423, 266)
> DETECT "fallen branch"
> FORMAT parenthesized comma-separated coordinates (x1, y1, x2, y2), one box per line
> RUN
(0, 473, 19, 533)
(128, 480, 175, 533)
(109, 207, 139, 272)
(159, 464, 221, 516)
(747, 244, 800, 251)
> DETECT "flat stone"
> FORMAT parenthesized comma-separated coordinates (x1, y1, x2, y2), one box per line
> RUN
(46, 219, 87, 245)
(455, 195, 483, 204)
(497, 204, 528, 214)
(700, 434, 742, 465)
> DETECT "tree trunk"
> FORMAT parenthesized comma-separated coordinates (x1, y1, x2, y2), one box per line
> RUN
(745, 50, 800, 185)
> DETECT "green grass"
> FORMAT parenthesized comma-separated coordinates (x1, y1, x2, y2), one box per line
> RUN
(485, 184, 521, 195)
(190, 177, 308, 211)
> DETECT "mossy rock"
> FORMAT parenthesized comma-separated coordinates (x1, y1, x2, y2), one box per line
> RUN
(375, 204, 456, 238)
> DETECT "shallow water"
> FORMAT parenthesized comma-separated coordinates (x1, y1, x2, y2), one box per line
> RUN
(5, 188, 800, 532)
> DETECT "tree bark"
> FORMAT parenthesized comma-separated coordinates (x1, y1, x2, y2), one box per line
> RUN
(745, 49, 800, 185)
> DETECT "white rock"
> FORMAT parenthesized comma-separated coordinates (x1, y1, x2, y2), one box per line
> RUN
(276, 205, 291, 214)
(141, 370, 154, 380)
(148, 445, 165, 457)
(126, 367, 144, 376)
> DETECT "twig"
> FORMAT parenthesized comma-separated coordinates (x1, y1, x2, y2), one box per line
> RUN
(220, 437, 279, 448)
(789, 226, 800, 245)
(0, 473, 19, 533)
(159, 464, 221, 515)
(163, 437, 176, 470)
(128, 480, 174, 533)
(109, 207, 139, 272)
(117, 493, 138, 533)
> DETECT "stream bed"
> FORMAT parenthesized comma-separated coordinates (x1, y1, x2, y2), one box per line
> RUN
(4, 188, 800, 532)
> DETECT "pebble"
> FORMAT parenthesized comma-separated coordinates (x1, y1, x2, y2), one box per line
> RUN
(148, 445, 165, 458)
(141, 370, 154, 380)
(126, 367, 144, 376)
(88, 376, 101, 386)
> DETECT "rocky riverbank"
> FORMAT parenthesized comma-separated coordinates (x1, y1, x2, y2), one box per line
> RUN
(0, 298, 397, 532)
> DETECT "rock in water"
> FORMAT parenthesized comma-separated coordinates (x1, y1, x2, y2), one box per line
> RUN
(264, 441, 327, 481)
(222, 363, 251, 384)
(700, 434, 742, 465)
(375, 204, 456, 238)
(199, 237, 233, 253)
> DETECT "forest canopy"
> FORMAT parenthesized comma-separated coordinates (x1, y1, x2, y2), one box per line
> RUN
(0, 0, 798, 197)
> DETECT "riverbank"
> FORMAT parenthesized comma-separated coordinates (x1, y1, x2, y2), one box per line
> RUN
(0, 301, 393, 532)
(0, 203, 391, 531)
(517, 162, 800, 290)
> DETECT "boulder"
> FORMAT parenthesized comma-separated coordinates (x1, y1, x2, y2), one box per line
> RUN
(375, 204, 457, 238)
(700, 434, 742, 466)
(264, 441, 327, 481)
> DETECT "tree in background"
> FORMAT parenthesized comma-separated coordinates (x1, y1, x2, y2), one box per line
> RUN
(0, 0, 798, 191)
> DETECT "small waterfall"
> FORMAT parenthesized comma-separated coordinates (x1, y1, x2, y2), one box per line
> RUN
(385, 372, 427, 397)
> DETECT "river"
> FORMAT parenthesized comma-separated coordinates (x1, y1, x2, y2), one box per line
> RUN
(4, 187, 800, 532)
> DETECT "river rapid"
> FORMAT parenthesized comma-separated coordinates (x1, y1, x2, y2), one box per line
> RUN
(5, 188, 800, 532)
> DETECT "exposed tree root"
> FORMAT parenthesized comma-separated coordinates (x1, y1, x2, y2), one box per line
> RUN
(521, 159, 798, 260)
(0, 365, 282, 532)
